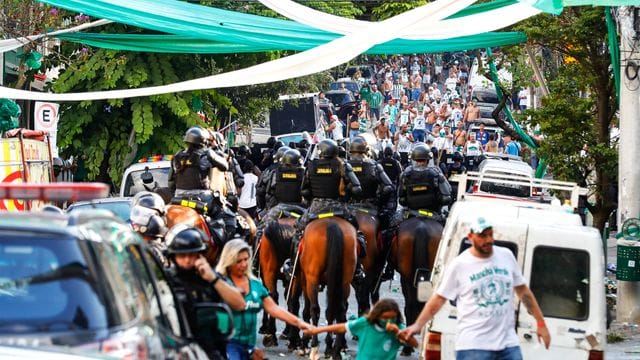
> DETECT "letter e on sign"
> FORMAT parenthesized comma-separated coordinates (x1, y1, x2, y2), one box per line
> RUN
(34, 101, 60, 131)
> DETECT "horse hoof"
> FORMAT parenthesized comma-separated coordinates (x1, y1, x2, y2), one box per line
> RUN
(258, 325, 269, 334)
(280, 333, 290, 340)
(295, 347, 307, 356)
(263, 334, 278, 347)
(400, 346, 414, 356)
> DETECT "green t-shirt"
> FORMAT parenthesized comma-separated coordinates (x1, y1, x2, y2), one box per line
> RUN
(230, 278, 270, 346)
(360, 87, 372, 104)
(347, 316, 404, 360)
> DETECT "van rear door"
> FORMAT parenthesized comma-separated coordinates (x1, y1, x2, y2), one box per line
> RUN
(517, 226, 606, 359)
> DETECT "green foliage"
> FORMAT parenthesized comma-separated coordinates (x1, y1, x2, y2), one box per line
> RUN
(371, 0, 427, 20)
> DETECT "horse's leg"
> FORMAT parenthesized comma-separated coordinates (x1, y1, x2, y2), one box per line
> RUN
(286, 276, 303, 351)
(399, 274, 416, 356)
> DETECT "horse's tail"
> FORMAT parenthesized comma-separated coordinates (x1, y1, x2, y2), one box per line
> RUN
(263, 221, 294, 265)
(326, 221, 345, 320)
(412, 221, 430, 277)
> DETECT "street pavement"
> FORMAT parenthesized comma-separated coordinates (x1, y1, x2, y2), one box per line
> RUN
(257, 275, 419, 360)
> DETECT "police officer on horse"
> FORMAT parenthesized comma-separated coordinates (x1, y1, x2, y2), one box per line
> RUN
(294, 139, 367, 279)
(440, 151, 466, 200)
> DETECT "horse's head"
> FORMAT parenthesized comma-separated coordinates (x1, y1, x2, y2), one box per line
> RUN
(165, 204, 218, 264)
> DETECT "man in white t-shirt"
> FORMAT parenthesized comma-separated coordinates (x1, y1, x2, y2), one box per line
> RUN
(399, 217, 550, 359)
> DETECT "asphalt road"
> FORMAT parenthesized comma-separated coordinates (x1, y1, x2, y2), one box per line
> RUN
(256, 275, 420, 360)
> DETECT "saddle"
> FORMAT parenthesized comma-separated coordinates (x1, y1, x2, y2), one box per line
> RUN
(308, 209, 348, 221)
(348, 204, 378, 217)
(276, 204, 306, 220)
(171, 196, 209, 215)
(403, 208, 445, 223)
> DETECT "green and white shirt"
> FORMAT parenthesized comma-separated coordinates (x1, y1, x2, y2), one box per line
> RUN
(230, 278, 270, 346)
(346, 316, 404, 360)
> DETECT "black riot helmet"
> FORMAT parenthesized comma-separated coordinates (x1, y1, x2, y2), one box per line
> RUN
(411, 144, 433, 161)
(274, 146, 291, 164)
(132, 191, 166, 215)
(267, 136, 277, 148)
(184, 127, 207, 147)
(383, 146, 394, 158)
(281, 149, 302, 166)
(317, 139, 338, 159)
(349, 136, 368, 154)
(165, 224, 208, 254)
(452, 151, 464, 162)
(238, 144, 251, 157)
(273, 140, 285, 151)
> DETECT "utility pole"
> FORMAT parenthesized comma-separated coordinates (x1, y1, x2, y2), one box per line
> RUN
(617, 6, 640, 324)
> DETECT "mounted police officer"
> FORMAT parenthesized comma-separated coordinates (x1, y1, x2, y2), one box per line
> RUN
(255, 148, 307, 243)
(378, 146, 403, 227)
(166, 225, 245, 360)
(256, 145, 290, 212)
(130, 193, 169, 267)
(294, 138, 366, 280)
(348, 136, 394, 224)
(169, 127, 228, 206)
(440, 151, 467, 201)
(398, 143, 452, 219)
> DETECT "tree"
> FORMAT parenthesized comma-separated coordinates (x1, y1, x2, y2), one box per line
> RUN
(496, 8, 617, 232)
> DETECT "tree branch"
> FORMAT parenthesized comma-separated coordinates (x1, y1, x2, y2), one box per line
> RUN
(491, 91, 540, 147)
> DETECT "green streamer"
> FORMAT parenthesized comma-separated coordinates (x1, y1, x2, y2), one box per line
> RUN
(605, 6, 620, 103)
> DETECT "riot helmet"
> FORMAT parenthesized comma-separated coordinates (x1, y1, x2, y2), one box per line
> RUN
(273, 140, 285, 151)
(411, 144, 432, 161)
(274, 146, 291, 164)
(349, 136, 368, 154)
(281, 149, 302, 166)
(130, 205, 167, 238)
(165, 224, 208, 254)
(132, 191, 166, 215)
(383, 146, 394, 158)
(452, 151, 464, 162)
(238, 144, 251, 157)
(267, 136, 277, 148)
(317, 139, 338, 159)
(184, 127, 207, 147)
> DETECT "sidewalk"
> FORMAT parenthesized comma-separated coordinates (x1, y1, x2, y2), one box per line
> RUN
(606, 236, 640, 359)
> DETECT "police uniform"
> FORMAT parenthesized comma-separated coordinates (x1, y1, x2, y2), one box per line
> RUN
(348, 153, 394, 231)
(257, 159, 306, 236)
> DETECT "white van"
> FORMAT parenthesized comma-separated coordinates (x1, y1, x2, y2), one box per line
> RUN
(120, 159, 172, 197)
(420, 177, 605, 360)
(475, 156, 534, 197)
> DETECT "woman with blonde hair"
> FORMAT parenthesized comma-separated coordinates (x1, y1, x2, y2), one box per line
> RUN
(216, 239, 313, 360)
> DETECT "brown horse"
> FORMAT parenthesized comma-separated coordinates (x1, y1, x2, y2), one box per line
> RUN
(390, 216, 442, 356)
(257, 218, 300, 349)
(298, 217, 357, 360)
(351, 208, 385, 316)
(165, 204, 219, 264)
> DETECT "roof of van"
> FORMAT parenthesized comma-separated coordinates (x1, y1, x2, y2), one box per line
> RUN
(478, 158, 533, 176)
(451, 198, 584, 227)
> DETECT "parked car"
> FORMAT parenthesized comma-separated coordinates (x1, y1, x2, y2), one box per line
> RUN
(0, 345, 112, 360)
(120, 158, 172, 197)
(66, 197, 133, 222)
(329, 77, 361, 97)
(0, 184, 232, 359)
(475, 156, 534, 197)
(470, 85, 500, 119)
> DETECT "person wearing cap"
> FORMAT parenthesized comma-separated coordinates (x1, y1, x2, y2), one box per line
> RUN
(165, 224, 246, 359)
(398, 217, 551, 358)
(325, 114, 344, 142)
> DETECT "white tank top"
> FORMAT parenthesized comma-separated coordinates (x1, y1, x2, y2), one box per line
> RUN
(398, 134, 412, 153)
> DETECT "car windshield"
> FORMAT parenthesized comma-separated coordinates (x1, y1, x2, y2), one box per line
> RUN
(473, 90, 499, 104)
(276, 134, 304, 147)
(68, 201, 131, 222)
(0, 235, 136, 334)
(123, 167, 170, 197)
(325, 93, 354, 107)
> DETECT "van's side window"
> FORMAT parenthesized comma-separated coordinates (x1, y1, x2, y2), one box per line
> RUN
(529, 246, 589, 320)
(459, 238, 518, 259)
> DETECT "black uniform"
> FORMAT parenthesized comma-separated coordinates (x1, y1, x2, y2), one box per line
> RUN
(257, 162, 306, 233)
(348, 155, 394, 224)
(399, 164, 451, 212)
(170, 267, 228, 360)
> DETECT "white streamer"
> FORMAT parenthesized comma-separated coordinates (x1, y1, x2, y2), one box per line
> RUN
(257, 0, 541, 40)
(0, 0, 475, 101)
(0, 19, 111, 53)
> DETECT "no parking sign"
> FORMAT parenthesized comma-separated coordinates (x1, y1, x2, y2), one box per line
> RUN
(33, 101, 59, 157)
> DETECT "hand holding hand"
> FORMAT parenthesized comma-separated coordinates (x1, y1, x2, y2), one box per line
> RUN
(397, 324, 419, 343)
(303, 327, 317, 336)
(385, 322, 400, 334)
(195, 255, 215, 283)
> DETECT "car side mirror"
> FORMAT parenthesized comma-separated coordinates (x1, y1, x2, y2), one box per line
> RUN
(141, 167, 154, 184)
(193, 302, 234, 341)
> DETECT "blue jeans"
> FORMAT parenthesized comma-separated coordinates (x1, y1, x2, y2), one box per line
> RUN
(456, 346, 523, 360)
(227, 340, 254, 360)
(349, 129, 360, 139)
(413, 129, 425, 143)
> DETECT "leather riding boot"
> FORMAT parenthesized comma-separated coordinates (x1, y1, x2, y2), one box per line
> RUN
(380, 229, 396, 282)
(347, 215, 367, 258)
(353, 259, 366, 284)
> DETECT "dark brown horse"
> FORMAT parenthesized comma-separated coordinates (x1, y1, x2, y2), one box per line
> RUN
(390, 216, 442, 356)
(299, 217, 357, 360)
(351, 208, 385, 316)
(257, 218, 300, 349)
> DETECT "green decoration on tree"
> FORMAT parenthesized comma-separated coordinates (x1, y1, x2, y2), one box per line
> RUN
(192, 95, 203, 112)
(0, 98, 21, 133)
(24, 51, 43, 70)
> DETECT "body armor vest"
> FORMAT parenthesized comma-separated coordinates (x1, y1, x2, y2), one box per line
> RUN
(174, 149, 206, 190)
(405, 167, 439, 210)
(275, 165, 304, 203)
(447, 163, 465, 177)
(309, 159, 341, 199)
(380, 158, 401, 183)
(349, 159, 377, 199)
